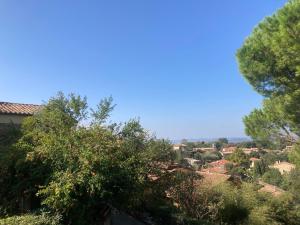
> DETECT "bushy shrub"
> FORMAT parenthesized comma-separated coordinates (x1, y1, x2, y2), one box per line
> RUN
(253, 159, 268, 177)
(0, 212, 61, 225)
(0, 93, 175, 225)
(262, 168, 283, 187)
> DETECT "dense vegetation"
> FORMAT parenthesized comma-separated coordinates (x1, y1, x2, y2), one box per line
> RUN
(235, 0, 300, 223)
(237, 0, 300, 151)
(1, 93, 300, 225)
(0, 93, 178, 224)
(1, 0, 300, 224)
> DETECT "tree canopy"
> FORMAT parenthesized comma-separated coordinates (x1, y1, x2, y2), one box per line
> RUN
(0, 93, 176, 225)
(237, 0, 300, 150)
(237, 0, 300, 97)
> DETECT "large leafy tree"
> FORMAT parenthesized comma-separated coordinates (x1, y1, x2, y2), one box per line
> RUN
(243, 97, 297, 148)
(227, 148, 249, 167)
(237, 0, 300, 97)
(1, 93, 175, 225)
(237, 0, 300, 149)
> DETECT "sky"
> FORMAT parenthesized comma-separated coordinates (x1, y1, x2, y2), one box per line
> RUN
(0, 0, 287, 140)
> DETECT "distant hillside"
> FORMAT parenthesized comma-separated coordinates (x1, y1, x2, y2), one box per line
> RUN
(172, 137, 251, 144)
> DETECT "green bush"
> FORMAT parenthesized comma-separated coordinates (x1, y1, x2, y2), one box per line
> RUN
(262, 168, 283, 187)
(0, 212, 61, 225)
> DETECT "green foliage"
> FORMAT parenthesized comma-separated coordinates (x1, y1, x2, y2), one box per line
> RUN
(237, 0, 300, 97)
(91, 96, 115, 124)
(227, 148, 249, 167)
(169, 172, 222, 222)
(201, 152, 221, 163)
(224, 162, 248, 179)
(0, 124, 49, 216)
(215, 138, 228, 151)
(266, 194, 300, 225)
(249, 150, 260, 158)
(214, 183, 263, 225)
(181, 141, 212, 151)
(237, 141, 257, 149)
(192, 151, 221, 164)
(217, 138, 228, 144)
(289, 144, 300, 167)
(0, 212, 61, 225)
(224, 162, 234, 172)
(253, 159, 268, 177)
(229, 166, 248, 179)
(282, 169, 300, 201)
(243, 98, 296, 148)
(247, 193, 300, 225)
(194, 152, 203, 161)
(0, 93, 175, 225)
(169, 174, 300, 225)
(237, 0, 300, 153)
(262, 152, 288, 166)
(262, 168, 284, 187)
(215, 182, 300, 225)
(2, 91, 300, 225)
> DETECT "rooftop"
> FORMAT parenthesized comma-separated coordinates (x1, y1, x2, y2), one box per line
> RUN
(0, 102, 41, 115)
(271, 161, 295, 169)
(222, 147, 236, 153)
(208, 159, 230, 167)
(202, 167, 227, 174)
(250, 157, 260, 161)
(258, 181, 285, 197)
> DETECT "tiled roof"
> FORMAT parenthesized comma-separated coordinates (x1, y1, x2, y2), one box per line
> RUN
(271, 161, 296, 173)
(202, 167, 227, 174)
(258, 181, 285, 197)
(222, 147, 236, 153)
(208, 159, 230, 167)
(0, 102, 41, 115)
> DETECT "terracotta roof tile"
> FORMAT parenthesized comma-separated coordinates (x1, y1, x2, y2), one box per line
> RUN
(258, 181, 285, 197)
(208, 159, 230, 167)
(0, 102, 41, 115)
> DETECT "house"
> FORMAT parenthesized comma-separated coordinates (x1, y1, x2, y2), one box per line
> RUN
(208, 159, 230, 167)
(258, 180, 285, 197)
(249, 157, 260, 168)
(221, 146, 236, 156)
(270, 161, 295, 174)
(242, 147, 259, 155)
(205, 159, 231, 174)
(184, 157, 201, 168)
(0, 102, 41, 133)
(192, 147, 215, 153)
(173, 143, 187, 151)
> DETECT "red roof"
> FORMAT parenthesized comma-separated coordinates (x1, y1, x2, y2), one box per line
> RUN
(202, 167, 227, 174)
(208, 159, 230, 167)
(250, 157, 260, 161)
(0, 102, 41, 115)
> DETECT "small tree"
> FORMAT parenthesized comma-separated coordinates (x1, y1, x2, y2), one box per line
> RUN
(262, 168, 283, 187)
(228, 148, 249, 167)
(4, 93, 175, 225)
(253, 160, 268, 177)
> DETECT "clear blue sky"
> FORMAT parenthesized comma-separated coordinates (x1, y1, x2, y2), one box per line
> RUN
(0, 0, 286, 140)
